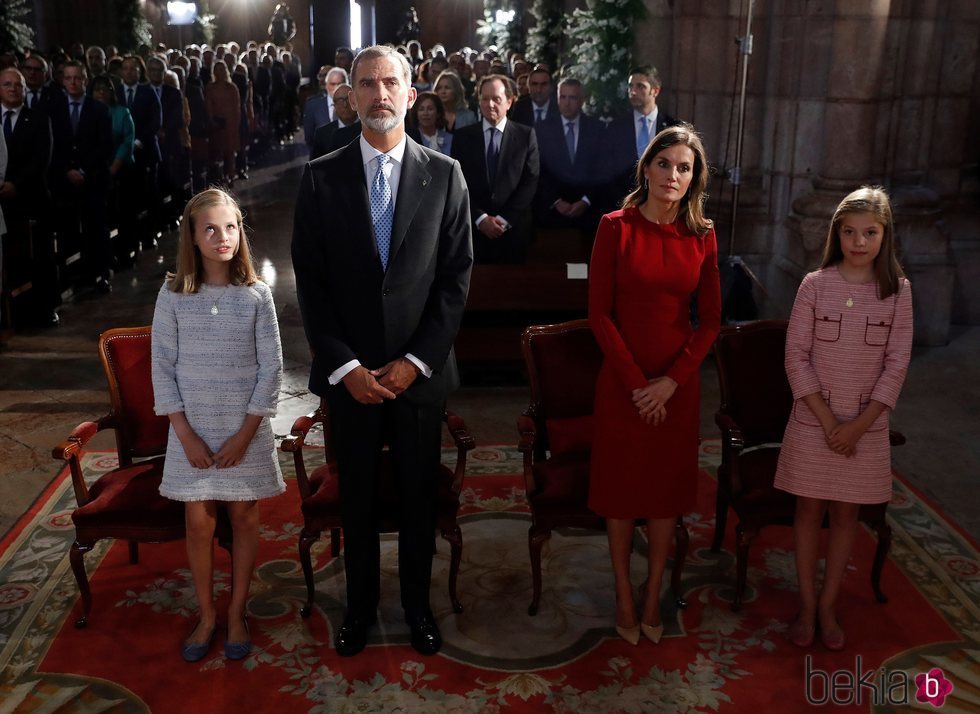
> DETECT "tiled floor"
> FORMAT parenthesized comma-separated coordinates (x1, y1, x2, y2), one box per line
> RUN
(1, 137, 977, 543)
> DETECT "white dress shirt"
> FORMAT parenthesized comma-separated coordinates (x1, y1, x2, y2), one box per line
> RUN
(633, 106, 660, 138)
(327, 134, 432, 385)
(475, 116, 508, 228)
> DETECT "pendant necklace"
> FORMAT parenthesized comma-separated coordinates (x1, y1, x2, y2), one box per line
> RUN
(209, 286, 230, 315)
(845, 297, 854, 308)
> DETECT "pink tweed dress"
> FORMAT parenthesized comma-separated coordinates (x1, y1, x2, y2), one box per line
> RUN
(774, 267, 913, 504)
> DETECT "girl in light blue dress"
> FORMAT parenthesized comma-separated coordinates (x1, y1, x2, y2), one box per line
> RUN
(152, 188, 284, 663)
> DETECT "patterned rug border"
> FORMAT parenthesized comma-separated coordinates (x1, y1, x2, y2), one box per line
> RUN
(1, 444, 978, 711)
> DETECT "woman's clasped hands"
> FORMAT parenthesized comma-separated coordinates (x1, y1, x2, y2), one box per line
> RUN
(632, 376, 678, 426)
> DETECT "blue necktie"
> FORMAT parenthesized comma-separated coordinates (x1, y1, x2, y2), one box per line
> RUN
(370, 154, 393, 270)
(565, 121, 576, 163)
(3, 110, 12, 144)
(70, 101, 81, 135)
(127, 86, 134, 107)
(535, 108, 544, 124)
(636, 116, 650, 159)
(486, 127, 499, 185)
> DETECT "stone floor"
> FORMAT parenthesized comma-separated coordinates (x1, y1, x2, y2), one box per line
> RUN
(1, 137, 977, 543)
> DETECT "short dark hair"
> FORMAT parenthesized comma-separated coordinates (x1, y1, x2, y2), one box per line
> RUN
(63, 59, 87, 77)
(629, 64, 661, 89)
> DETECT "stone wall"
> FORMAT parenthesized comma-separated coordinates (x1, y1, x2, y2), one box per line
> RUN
(631, 0, 980, 342)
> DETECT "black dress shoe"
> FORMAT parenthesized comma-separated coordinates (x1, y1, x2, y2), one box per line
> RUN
(407, 612, 442, 656)
(334, 613, 375, 657)
(95, 278, 112, 294)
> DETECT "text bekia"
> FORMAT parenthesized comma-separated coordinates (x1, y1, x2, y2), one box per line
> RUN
(805, 656, 954, 707)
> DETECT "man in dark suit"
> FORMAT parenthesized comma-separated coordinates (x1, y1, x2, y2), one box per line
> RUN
(117, 55, 162, 249)
(291, 45, 472, 658)
(534, 78, 606, 238)
(510, 65, 560, 128)
(146, 56, 185, 214)
(606, 65, 679, 207)
(452, 74, 539, 264)
(49, 61, 113, 292)
(310, 83, 361, 159)
(20, 55, 59, 115)
(0, 68, 57, 324)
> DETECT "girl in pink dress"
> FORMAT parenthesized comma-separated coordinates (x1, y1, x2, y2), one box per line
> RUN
(774, 186, 912, 651)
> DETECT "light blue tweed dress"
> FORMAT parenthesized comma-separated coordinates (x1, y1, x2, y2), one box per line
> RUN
(151, 280, 285, 501)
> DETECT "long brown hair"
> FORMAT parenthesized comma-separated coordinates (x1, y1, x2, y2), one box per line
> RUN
(167, 188, 259, 293)
(820, 185, 905, 300)
(622, 123, 713, 236)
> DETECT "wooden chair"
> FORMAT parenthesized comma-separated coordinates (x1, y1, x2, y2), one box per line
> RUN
(712, 320, 903, 611)
(280, 406, 476, 617)
(518, 320, 690, 616)
(52, 326, 229, 628)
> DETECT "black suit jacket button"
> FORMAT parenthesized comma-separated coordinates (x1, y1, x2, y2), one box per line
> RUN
(383, 288, 390, 297)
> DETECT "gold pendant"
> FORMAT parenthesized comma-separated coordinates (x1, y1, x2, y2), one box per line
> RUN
(845, 297, 854, 308)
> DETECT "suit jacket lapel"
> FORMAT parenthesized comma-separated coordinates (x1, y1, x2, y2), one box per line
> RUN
(389, 137, 430, 265)
(497, 123, 515, 183)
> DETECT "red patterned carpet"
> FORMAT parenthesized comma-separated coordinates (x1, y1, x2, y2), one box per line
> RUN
(1, 444, 977, 712)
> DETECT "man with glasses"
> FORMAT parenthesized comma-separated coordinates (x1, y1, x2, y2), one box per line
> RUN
(303, 66, 348, 150)
(20, 56, 57, 115)
(310, 83, 361, 159)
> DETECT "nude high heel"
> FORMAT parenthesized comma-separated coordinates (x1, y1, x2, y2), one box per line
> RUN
(616, 623, 641, 645)
(640, 622, 664, 644)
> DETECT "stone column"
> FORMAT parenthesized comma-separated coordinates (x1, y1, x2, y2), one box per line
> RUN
(785, 0, 890, 265)
(785, 1, 955, 344)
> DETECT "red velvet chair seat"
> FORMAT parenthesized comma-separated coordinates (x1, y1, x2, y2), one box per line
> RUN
(302, 458, 460, 531)
(713, 321, 899, 611)
(528, 450, 603, 527)
(282, 407, 474, 617)
(519, 320, 690, 616)
(71, 457, 184, 537)
(53, 326, 232, 629)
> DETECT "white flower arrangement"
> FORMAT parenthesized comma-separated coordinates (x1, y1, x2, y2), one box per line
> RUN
(566, 0, 646, 117)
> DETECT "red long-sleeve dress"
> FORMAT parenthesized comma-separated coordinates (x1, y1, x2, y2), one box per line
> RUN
(587, 207, 721, 519)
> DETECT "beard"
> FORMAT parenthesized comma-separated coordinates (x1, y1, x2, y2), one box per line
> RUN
(359, 102, 406, 133)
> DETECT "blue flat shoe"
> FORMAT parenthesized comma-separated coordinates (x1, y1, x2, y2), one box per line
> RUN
(181, 623, 217, 662)
(224, 617, 251, 661)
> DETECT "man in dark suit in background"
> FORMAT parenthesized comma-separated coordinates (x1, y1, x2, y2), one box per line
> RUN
(310, 83, 361, 159)
(291, 45, 472, 659)
(117, 55, 162, 250)
(510, 65, 560, 129)
(606, 65, 678, 208)
(534, 78, 606, 239)
(49, 61, 113, 292)
(146, 56, 185, 214)
(20, 55, 59, 115)
(452, 74, 539, 264)
(0, 67, 57, 324)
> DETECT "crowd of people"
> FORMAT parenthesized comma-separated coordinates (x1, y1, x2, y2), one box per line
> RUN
(303, 42, 678, 264)
(0, 38, 305, 332)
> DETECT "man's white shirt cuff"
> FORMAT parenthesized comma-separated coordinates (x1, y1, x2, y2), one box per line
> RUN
(405, 353, 432, 378)
(328, 359, 360, 385)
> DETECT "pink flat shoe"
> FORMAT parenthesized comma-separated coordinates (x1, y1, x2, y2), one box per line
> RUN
(820, 626, 845, 651)
(788, 620, 815, 648)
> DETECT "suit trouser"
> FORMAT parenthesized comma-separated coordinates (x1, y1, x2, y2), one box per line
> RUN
(326, 387, 443, 619)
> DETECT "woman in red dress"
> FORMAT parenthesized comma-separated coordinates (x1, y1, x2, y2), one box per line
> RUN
(588, 124, 721, 645)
